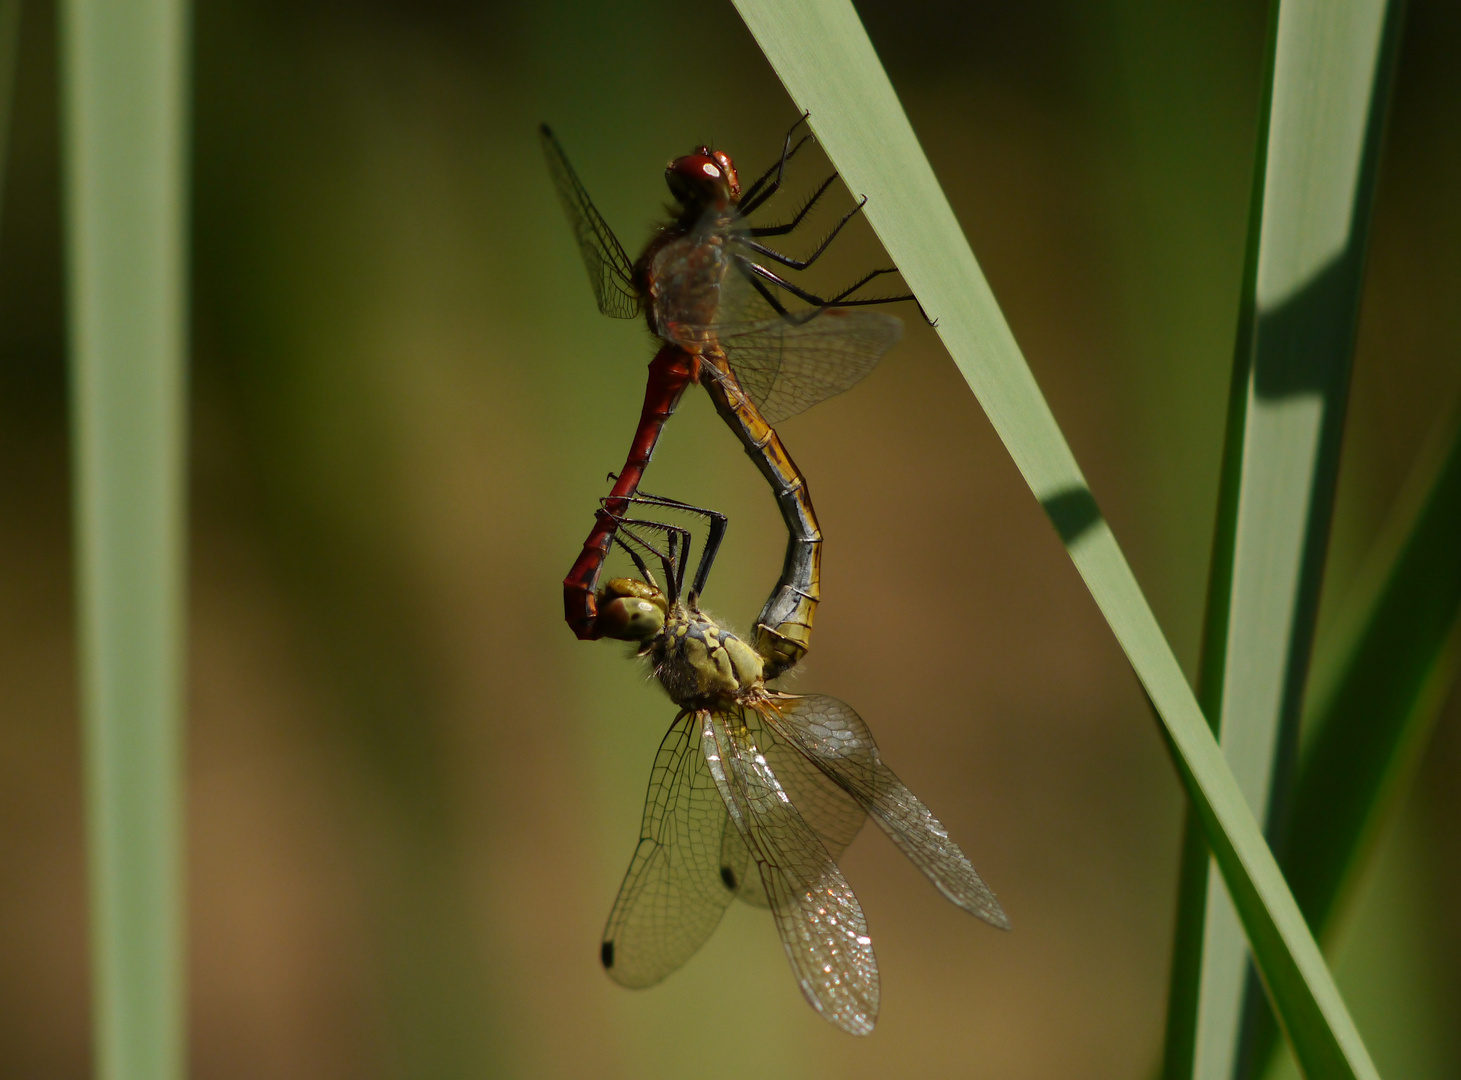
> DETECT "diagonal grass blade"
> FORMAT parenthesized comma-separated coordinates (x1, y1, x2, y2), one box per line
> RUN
(731, 1, 1377, 1076)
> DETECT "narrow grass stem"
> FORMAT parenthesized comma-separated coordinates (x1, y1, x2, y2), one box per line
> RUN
(0, 0, 23, 230)
(61, 1, 190, 1077)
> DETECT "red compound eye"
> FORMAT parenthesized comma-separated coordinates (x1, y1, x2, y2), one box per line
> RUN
(665, 151, 736, 209)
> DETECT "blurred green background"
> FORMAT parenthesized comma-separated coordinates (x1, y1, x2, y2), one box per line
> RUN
(1, 0, 1458, 1076)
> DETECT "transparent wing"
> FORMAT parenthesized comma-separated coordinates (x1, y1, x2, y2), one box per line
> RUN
(717, 809, 764, 908)
(601, 711, 740, 988)
(745, 704, 868, 860)
(539, 124, 641, 320)
(711, 260, 903, 425)
(719, 706, 869, 911)
(763, 693, 1009, 930)
(703, 708, 879, 1036)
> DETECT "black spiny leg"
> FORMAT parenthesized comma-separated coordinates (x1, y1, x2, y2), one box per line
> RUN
(609, 531, 658, 591)
(739, 112, 812, 215)
(603, 486, 728, 604)
(738, 195, 868, 270)
(745, 173, 836, 238)
(605, 513, 692, 605)
(733, 254, 914, 313)
(733, 114, 936, 326)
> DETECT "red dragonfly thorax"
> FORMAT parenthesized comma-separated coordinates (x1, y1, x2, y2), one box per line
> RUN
(639, 147, 746, 355)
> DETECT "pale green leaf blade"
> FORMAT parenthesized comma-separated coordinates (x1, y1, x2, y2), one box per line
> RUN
(62, 0, 190, 1077)
(1165, 3, 1405, 1079)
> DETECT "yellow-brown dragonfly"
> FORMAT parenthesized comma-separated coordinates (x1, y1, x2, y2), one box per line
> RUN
(593, 495, 1008, 1036)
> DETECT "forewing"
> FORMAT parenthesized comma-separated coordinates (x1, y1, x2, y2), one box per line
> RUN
(764, 694, 1009, 930)
(539, 124, 641, 319)
(711, 263, 902, 424)
(703, 709, 879, 1036)
(601, 712, 740, 988)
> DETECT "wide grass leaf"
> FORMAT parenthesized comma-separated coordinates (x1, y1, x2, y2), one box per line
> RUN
(1165, 2, 1404, 1078)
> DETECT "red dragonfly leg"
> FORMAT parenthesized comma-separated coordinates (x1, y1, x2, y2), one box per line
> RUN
(563, 345, 698, 639)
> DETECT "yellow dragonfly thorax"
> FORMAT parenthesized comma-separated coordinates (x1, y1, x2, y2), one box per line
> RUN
(650, 604, 764, 709)
(593, 576, 765, 709)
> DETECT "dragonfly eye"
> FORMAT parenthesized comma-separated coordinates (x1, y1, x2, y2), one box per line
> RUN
(666, 153, 734, 210)
(598, 596, 665, 642)
(709, 149, 740, 199)
(597, 578, 667, 642)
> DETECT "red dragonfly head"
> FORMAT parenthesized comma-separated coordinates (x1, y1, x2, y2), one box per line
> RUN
(665, 146, 740, 214)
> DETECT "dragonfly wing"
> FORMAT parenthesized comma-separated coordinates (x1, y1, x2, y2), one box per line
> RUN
(764, 693, 1009, 930)
(717, 309, 902, 425)
(717, 812, 768, 909)
(601, 711, 740, 988)
(703, 708, 879, 1036)
(744, 704, 867, 859)
(539, 124, 641, 320)
(717, 707, 867, 912)
(712, 263, 902, 424)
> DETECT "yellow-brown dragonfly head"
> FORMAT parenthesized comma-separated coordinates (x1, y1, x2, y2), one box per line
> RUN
(595, 577, 667, 643)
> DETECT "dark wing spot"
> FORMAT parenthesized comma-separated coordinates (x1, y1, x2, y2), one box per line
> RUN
(601, 940, 614, 968)
(719, 865, 737, 890)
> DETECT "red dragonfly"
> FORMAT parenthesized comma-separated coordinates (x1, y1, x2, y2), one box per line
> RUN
(588, 495, 1008, 1035)
(544, 117, 913, 679)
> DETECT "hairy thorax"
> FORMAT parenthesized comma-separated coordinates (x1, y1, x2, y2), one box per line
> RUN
(639, 228, 732, 350)
(650, 606, 764, 710)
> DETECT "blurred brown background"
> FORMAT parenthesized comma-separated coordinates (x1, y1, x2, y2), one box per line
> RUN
(1, 0, 1458, 1076)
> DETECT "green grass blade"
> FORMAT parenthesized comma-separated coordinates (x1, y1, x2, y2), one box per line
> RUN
(1247, 412, 1461, 1078)
(1302, 407, 1461, 759)
(61, 0, 190, 1077)
(731, 2, 1376, 1076)
(0, 0, 21, 227)
(1162, 3, 1405, 1079)
(1161, 4, 1285, 1059)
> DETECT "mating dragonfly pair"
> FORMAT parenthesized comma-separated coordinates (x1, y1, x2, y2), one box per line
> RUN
(545, 116, 1007, 1036)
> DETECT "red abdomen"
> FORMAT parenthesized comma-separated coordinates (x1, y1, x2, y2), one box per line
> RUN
(563, 345, 697, 638)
